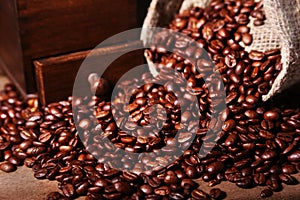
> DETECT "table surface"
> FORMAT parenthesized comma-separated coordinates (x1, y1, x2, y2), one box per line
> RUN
(1, 75, 300, 200)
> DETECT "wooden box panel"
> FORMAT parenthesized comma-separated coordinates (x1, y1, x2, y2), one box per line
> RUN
(34, 41, 145, 105)
(18, 0, 139, 58)
(0, 0, 26, 96)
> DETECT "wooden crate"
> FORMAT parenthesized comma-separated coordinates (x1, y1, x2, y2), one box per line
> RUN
(0, 0, 150, 103)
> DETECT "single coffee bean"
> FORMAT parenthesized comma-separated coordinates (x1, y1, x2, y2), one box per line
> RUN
(8, 156, 21, 166)
(154, 186, 170, 196)
(140, 184, 153, 195)
(0, 141, 10, 151)
(206, 161, 224, 174)
(225, 133, 238, 146)
(114, 181, 133, 194)
(62, 184, 75, 198)
(245, 110, 258, 119)
(0, 162, 16, 173)
(259, 130, 275, 139)
(254, 173, 266, 185)
(262, 150, 277, 160)
(34, 168, 48, 179)
(266, 175, 281, 191)
(260, 189, 273, 198)
(249, 50, 265, 61)
(226, 92, 238, 104)
(282, 164, 297, 174)
(191, 189, 209, 199)
(46, 192, 63, 200)
(264, 110, 280, 121)
(245, 95, 258, 104)
(279, 174, 299, 185)
(210, 188, 224, 199)
(76, 181, 89, 195)
(287, 150, 300, 162)
(222, 119, 236, 131)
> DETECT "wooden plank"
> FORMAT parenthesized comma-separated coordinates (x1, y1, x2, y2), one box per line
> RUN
(34, 41, 145, 105)
(17, 0, 139, 58)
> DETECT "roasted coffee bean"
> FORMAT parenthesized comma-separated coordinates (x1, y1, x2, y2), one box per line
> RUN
(254, 173, 266, 185)
(260, 189, 273, 198)
(154, 186, 170, 196)
(279, 174, 299, 185)
(282, 164, 297, 174)
(288, 150, 300, 162)
(34, 168, 48, 179)
(8, 156, 21, 166)
(226, 92, 238, 104)
(140, 184, 153, 195)
(206, 162, 224, 174)
(222, 119, 236, 131)
(245, 110, 258, 119)
(224, 133, 238, 146)
(235, 177, 253, 188)
(266, 175, 281, 191)
(191, 189, 209, 199)
(164, 170, 178, 184)
(210, 188, 224, 200)
(0, 162, 17, 173)
(114, 181, 133, 194)
(169, 192, 185, 200)
(264, 110, 280, 121)
(62, 184, 75, 198)
(76, 181, 89, 195)
(181, 179, 198, 189)
(259, 130, 275, 139)
(0, 141, 10, 151)
(46, 192, 63, 200)
(262, 150, 277, 160)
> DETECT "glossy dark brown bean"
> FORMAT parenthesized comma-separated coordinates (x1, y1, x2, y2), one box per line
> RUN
(287, 151, 300, 162)
(262, 150, 277, 160)
(8, 156, 21, 166)
(254, 173, 266, 185)
(206, 161, 224, 175)
(259, 130, 275, 139)
(225, 133, 238, 146)
(260, 189, 273, 198)
(282, 164, 297, 174)
(46, 192, 63, 200)
(34, 168, 48, 179)
(266, 175, 281, 191)
(226, 92, 238, 104)
(0, 162, 16, 173)
(114, 182, 133, 194)
(264, 111, 280, 121)
(222, 119, 236, 132)
(249, 50, 265, 61)
(279, 174, 298, 185)
(245, 110, 258, 118)
(242, 33, 253, 45)
(0, 142, 10, 151)
(62, 184, 75, 198)
(191, 189, 209, 199)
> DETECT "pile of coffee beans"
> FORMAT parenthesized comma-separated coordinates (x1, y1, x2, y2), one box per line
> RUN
(0, 0, 300, 199)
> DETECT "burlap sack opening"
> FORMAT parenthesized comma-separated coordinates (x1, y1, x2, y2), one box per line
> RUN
(141, 0, 300, 101)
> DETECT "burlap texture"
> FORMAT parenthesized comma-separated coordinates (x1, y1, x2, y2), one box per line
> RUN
(141, 0, 300, 101)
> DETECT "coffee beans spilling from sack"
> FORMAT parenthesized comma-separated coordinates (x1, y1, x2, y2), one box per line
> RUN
(0, 1, 300, 200)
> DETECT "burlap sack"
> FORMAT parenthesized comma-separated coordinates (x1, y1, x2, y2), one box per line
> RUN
(141, 0, 300, 101)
